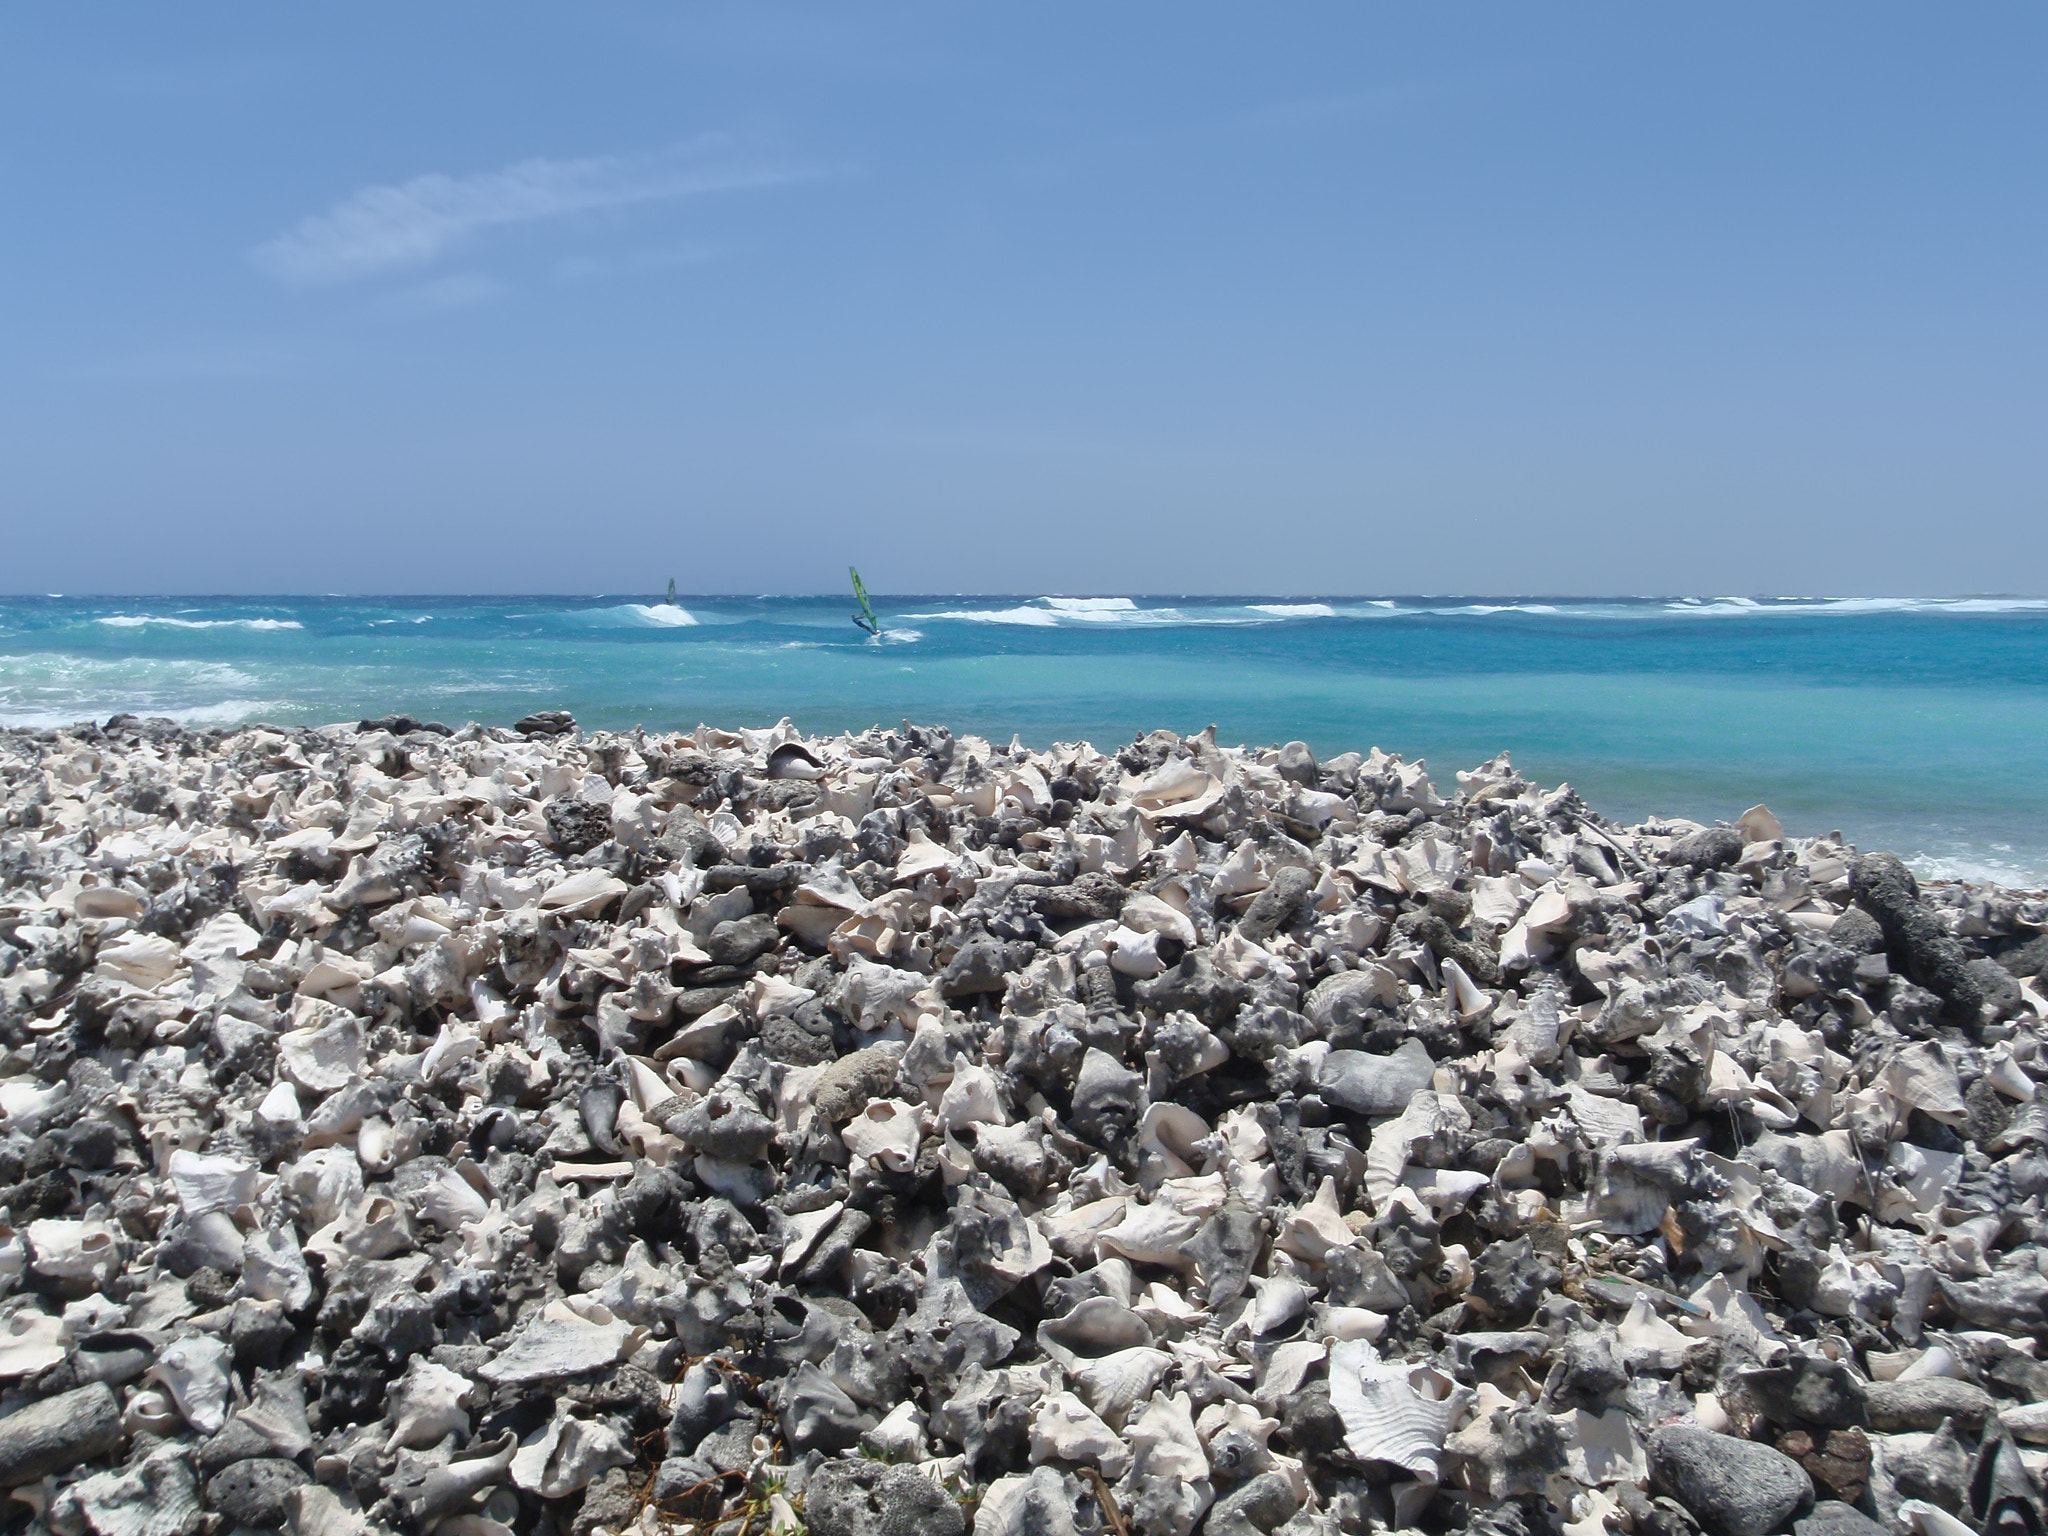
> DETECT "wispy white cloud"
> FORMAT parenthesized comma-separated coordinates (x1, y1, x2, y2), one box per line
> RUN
(254, 139, 801, 287)
(369, 272, 510, 317)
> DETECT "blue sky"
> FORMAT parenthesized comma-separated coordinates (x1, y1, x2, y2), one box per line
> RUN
(4, 6, 2044, 595)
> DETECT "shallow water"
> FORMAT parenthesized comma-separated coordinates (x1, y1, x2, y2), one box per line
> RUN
(4, 593, 2045, 885)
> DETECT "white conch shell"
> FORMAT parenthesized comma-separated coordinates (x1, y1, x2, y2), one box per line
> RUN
(122, 1387, 183, 1438)
(25, 1217, 121, 1286)
(1274, 1178, 1357, 1265)
(977, 1467, 1083, 1536)
(1327, 1341, 1472, 1478)
(1119, 1391, 1214, 1536)
(75, 885, 147, 920)
(1038, 1296, 1154, 1369)
(510, 1410, 635, 1497)
(0, 1307, 66, 1377)
(744, 972, 816, 1019)
(1071, 1346, 1173, 1428)
(166, 1149, 260, 1217)
(1098, 1199, 1202, 1269)
(412, 1164, 492, 1230)
(305, 1193, 412, 1266)
(95, 931, 182, 989)
(276, 1012, 365, 1097)
(1247, 1272, 1312, 1336)
(863, 1400, 927, 1461)
(1029, 1389, 1132, 1478)
(57, 1446, 201, 1536)
(242, 1226, 316, 1312)
(478, 1302, 642, 1387)
(1102, 925, 1165, 978)
(1615, 1297, 1694, 1371)
(936, 1054, 1004, 1133)
(1137, 1102, 1211, 1180)
(386, 1358, 477, 1450)
(538, 869, 629, 913)
(842, 1099, 923, 1173)
(151, 1333, 233, 1433)
(1882, 1041, 1968, 1126)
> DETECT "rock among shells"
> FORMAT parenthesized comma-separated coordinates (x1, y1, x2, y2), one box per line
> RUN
(0, 712, 2045, 1535)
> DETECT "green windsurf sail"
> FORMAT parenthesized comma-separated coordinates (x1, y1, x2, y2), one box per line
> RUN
(849, 567, 881, 636)
(666, 577, 677, 607)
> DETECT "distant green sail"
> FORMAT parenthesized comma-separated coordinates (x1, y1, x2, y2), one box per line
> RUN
(849, 567, 881, 636)
(666, 577, 677, 607)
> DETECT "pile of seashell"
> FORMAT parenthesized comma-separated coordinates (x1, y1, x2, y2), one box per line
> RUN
(2, 709, 2047, 1536)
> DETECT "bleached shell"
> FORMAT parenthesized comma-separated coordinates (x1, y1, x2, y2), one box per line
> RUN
(1034, 1195, 1130, 1260)
(1313, 1305, 1390, 1343)
(1071, 1346, 1174, 1428)
(1030, 1389, 1132, 1478)
(2001, 1400, 2048, 1445)
(0, 1077, 69, 1131)
(1248, 1272, 1312, 1336)
(277, 1013, 365, 1097)
(121, 1387, 182, 1437)
(935, 1054, 1005, 1132)
(94, 931, 182, 989)
(1327, 1341, 1471, 1478)
(306, 1193, 412, 1265)
(281, 1145, 364, 1227)
(167, 1149, 259, 1217)
(740, 972, 813, 1020)
(0, 1307, 66, 1377)
(1102, 925, 1165, 978)
(74, 885, 146, 920)
(894, 828, 953, 883)
(59, 1447, 201, 1536)
(863, 1400, 927, 1461)
(1317, 1038, 1435, 1116)
(25, 1217, 121, 1284)
(1138, 1101, 1211, 1179)
(1274, 1178, 1357, 1265)
(1615, 1297, 1694, 1371)
(242, 1227, 316, 1312)
(1038, 1296, 1155, 1367)
(386, 1358, 477, 1450)
(1562, 1406, 1644, 1486)
(412, 1164, 492, 1229)
(1882, 1041, 1968, 1125)
(842, 1099, 923, 1172)
(1121, 1392, 1214, 1536)
(977, 1467, 1084, 1536)
(151, 1332, 233, 1433)
(478, 1306, 641, 1386)
(1120, 891, 1198, 948)
(510, 1411, 635, 1498)
(1098, 1199, 1202, 1269)
(537, 869, 628, 913)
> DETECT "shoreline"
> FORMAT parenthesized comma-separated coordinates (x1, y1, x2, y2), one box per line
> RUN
(3, 712, 2047, 1532)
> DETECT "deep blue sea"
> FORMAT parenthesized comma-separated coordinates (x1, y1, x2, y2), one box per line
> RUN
(3, 594, 2045, 887)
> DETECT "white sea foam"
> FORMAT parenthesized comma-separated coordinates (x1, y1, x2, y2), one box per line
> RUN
(905, 606, 1061, 627)
(97, 615, 303, 631)
(553, 603, 699, 627)
(1041, 597, 1138, 613)
(1248, 603, 1337, 618)
(1910, 850, 2048, 891)
(624, 603, 698, 627)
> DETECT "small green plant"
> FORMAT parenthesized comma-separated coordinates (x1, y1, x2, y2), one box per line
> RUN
(849, 566, 881, 637)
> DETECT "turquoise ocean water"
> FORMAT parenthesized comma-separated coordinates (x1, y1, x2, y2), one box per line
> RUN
(2, 594, 2044, 887)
